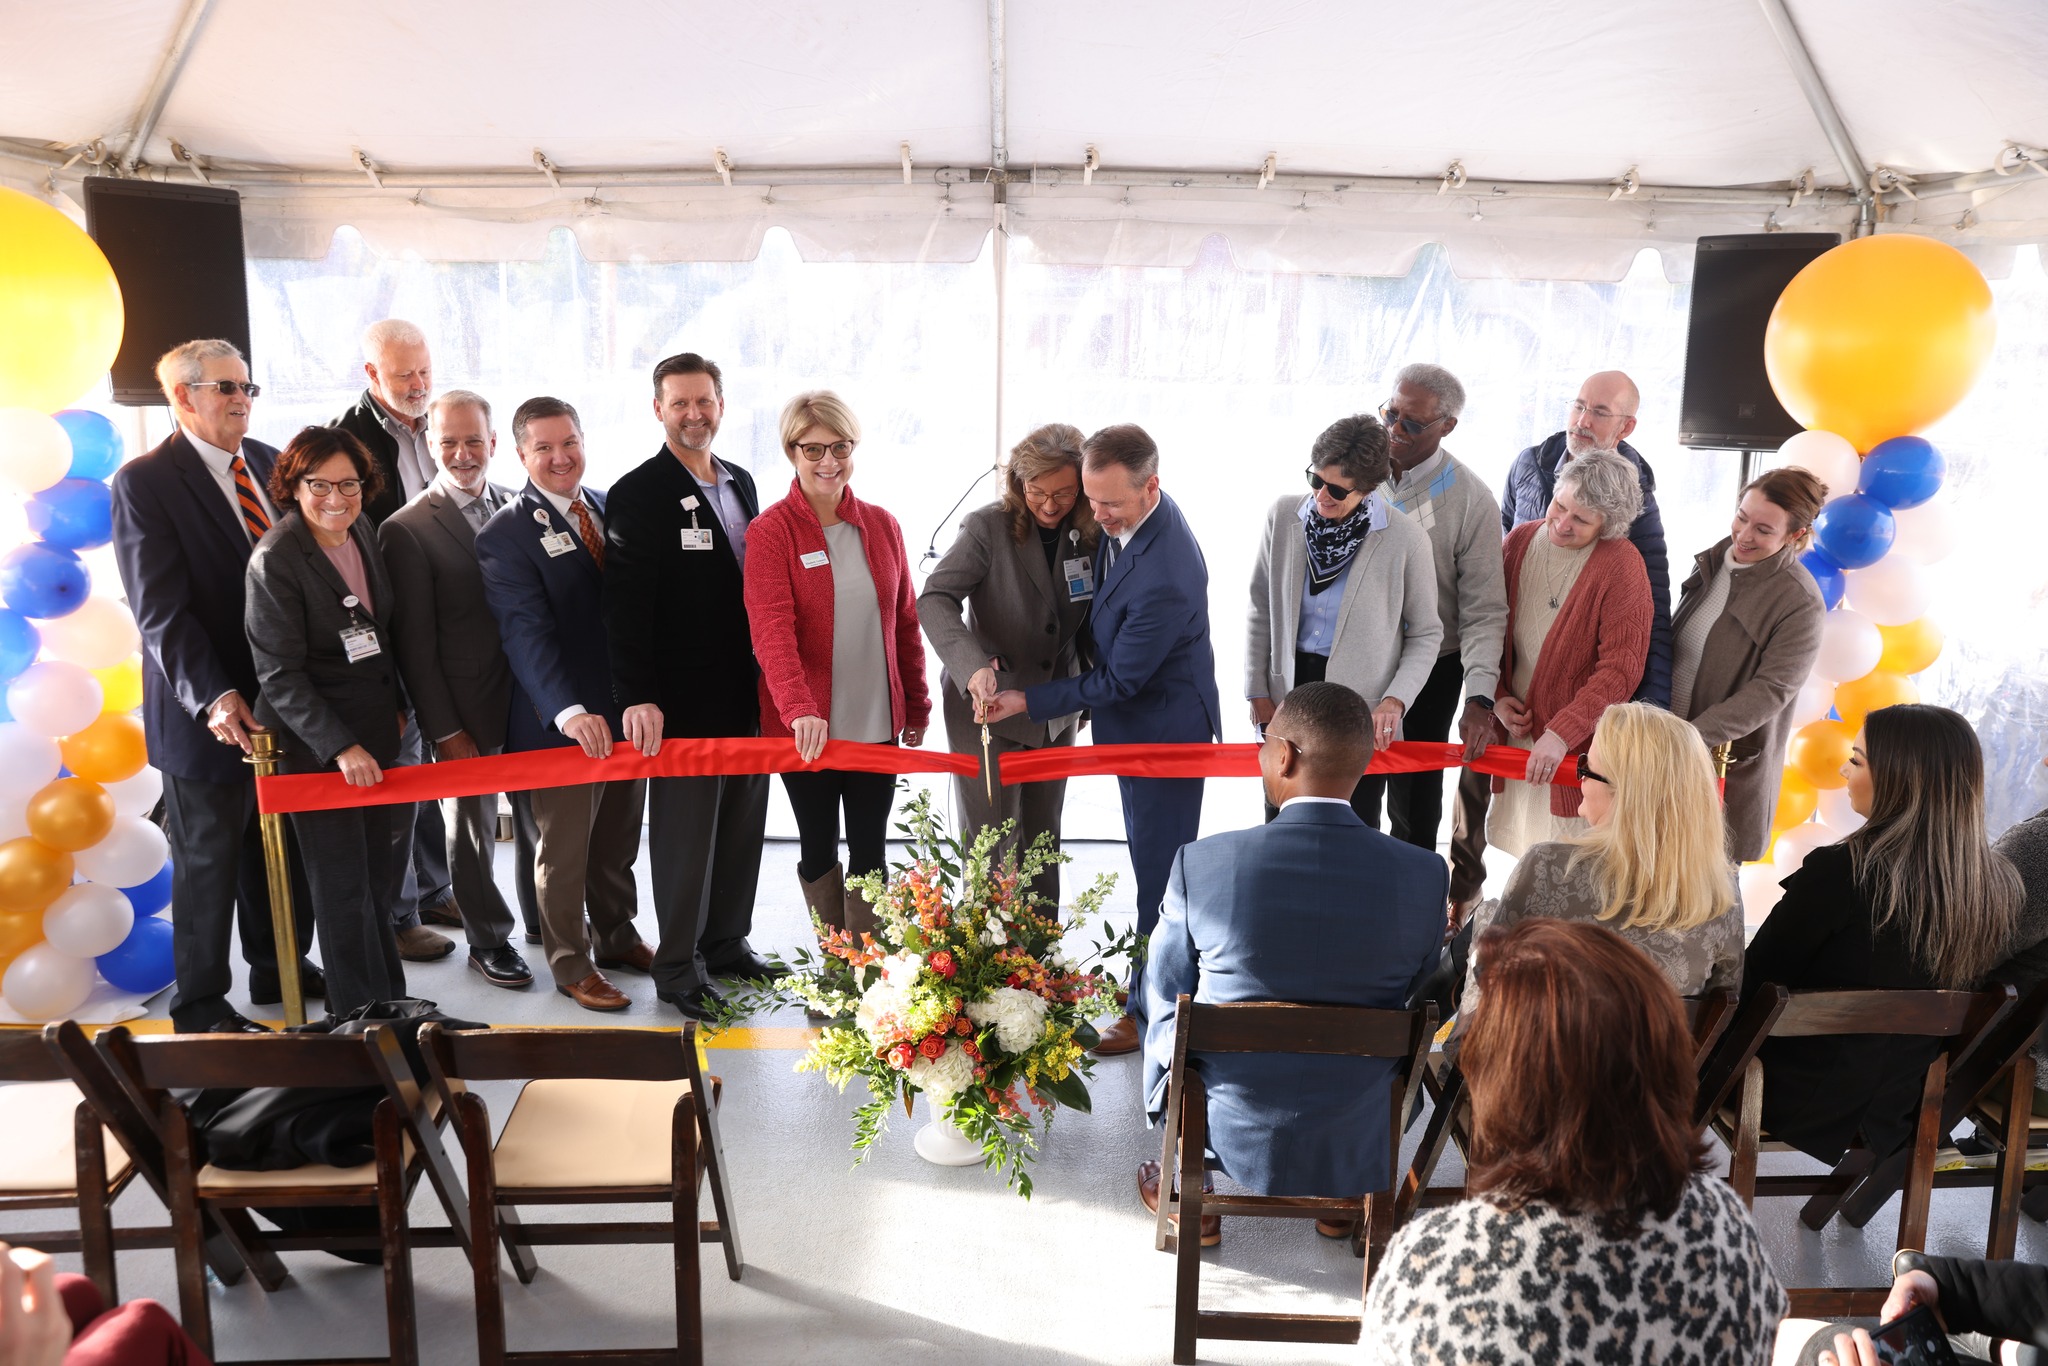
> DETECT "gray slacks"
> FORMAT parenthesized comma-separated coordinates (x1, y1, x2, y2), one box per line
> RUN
(945, 723, 1071, 911)
(440, 791, 518, 949)
(647, 772, 770, 995)
(528, 778, 646, 987)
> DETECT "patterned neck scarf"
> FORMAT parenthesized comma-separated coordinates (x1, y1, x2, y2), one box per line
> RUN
(1303, 495, 1373, 595)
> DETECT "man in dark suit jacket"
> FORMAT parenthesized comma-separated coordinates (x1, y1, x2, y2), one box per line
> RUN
(476, 396, 652, 1013)
(989, 424, 1223, 1056)
(379, 389, 535, 989)
(1139, 683, 1446, 1231)
(604, 353, 774, 1018)
(108, 339, 315, 1033)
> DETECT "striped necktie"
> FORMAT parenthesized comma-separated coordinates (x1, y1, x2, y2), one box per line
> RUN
(229, 455, 271, 540)
(570, 498, 604, 569)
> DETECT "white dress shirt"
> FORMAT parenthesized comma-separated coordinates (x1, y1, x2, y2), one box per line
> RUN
(186, 430, 280, 535)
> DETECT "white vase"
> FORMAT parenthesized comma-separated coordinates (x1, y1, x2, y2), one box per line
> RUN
(913, 1114, 985, 1166)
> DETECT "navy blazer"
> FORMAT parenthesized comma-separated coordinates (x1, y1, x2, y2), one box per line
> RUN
(1023, 491, 1221, 744)
(1141, 802, 1447, 1197)
(109, 430, 279, 784)
(475, 482, 622, 753)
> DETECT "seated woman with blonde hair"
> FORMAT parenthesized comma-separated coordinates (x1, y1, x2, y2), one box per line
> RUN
(1461, 701, 1743, 1028)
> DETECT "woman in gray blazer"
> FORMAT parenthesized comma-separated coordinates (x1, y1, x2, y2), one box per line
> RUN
(245, 426, 410, 1019)
(1247, 413, 1443, 824)
(917, 423, 1097, 907)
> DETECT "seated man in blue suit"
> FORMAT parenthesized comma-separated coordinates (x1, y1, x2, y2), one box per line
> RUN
(1138, 682, 1447, 1244)
(986, 423, 1222, 1056)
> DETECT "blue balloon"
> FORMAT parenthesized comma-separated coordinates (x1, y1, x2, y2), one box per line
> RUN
(0, 544, 88, 619)
(1810, 494, 1897, 570)
(26, 478, 114, 551)
(1799, 547, 1846, 610)
(118, 857, 174, 918)
(97, 914, 176, 995)
(54, 410, 123, 482)
(0, 610, 38, 683)
(1858, 436, 1946, 510)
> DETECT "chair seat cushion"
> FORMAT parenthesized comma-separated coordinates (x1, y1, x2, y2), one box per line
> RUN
(0, 1082, 133, 1194)
(492, 1077, 691, 1190)
(1712, 1104, 1798, 1153)
(196, 1160, 378, 1192)
(1972, 1093, 2048, 1134)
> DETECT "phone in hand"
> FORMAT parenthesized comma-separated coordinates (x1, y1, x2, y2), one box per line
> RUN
(1868, 1304, 1957, 1365)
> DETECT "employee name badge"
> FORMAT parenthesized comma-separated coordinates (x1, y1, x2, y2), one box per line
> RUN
(539, 529, 576, 557)
(1062, 556, 1095, 601)
(338, 598, 381, 661)
(800, 550, 830, 569)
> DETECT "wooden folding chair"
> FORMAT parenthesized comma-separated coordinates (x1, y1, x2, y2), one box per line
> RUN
(95, 1025, 456, 1366)
(1149, 996, 1435, 1365)
(1698, 984, 2014, 1317)
(420, 1020, 741, 1366)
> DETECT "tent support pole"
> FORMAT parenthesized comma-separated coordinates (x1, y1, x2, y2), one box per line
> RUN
(988, 0, 1008, 465)
(1752, 0, 1874, 235)
(118, 0, 217, 174)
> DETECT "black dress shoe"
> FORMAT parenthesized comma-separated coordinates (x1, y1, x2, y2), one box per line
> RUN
(708, 949, 788, 981)
(248, 963, 325, 1006)
(468, 945, 535, 988)
(656, 984, 728, 1022)
(208, 1011, 271, 1034)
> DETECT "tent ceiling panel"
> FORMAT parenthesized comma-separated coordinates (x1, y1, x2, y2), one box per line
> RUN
(0, 1, 189, 156)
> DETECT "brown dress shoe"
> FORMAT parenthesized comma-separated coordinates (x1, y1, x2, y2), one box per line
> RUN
(1315, 1217, 1361, 1239)
(1137, 1160, 1220, 1246)
(595, 940, 655, 974)
(556, 972, 630, 1012)
(1093, 1013, 1140, 1056)
(417, 899, 464, 928)
(395, 924, 457, 961)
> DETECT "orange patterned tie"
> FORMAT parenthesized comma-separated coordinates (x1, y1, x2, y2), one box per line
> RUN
(229, 455, 271, 540)
(569, 498, 604, 569)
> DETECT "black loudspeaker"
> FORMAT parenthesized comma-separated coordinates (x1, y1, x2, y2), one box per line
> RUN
(1678, 232, 1841, 451)
(82, 178, 250, 406)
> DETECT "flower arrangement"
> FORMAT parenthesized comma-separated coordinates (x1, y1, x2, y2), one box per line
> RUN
(728, 790, 1137, 1197)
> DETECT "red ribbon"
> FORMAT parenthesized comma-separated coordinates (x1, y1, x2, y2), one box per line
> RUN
(254, 738, 976, 815)
(996, 740, 1584, 787)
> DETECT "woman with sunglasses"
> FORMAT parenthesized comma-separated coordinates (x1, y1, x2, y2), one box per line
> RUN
(243, 425, 412, 1019)
(1246, 414, 1441, 822)
(745, 391, 929, 941)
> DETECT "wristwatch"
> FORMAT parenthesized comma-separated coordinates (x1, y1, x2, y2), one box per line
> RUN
(1466, 696, 1494, 711)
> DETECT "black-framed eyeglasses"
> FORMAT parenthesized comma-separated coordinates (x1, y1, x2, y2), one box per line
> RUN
(795, 440, 856, 462)
(1305, 467, 1358, 500)
(190, 379, 262, 398)
(1575, 753, 1610, 786)
(301, 478, 364, 498)
(1377, 403, 1446, 438)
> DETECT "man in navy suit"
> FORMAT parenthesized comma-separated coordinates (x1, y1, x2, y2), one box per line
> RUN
(476, 396, 653, 1013)
(109, 339, 316, 1033)
(987, 423, 1222, 1055)
(1138, 682, 1446, 1239)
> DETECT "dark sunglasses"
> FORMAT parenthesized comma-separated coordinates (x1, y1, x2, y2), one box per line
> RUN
(1575, 753, 1610, 786)
(1378, 403, 1446, 438)
(1305, 467, 1359, 500)
(189, 379, 262, 398)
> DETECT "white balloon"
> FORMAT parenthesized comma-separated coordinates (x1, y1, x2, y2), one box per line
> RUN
(34, 597, 140, 670)
(1813, 608, 1884, 683)
(1889, 499, 1959, 564)
(1773, 429, 1862, 501)
(72, 817, 169, 887)
(4, 661, 103, 739)
(1, 943, 96, 1021)
(0, 723, 63, 800)
(1771, 822, 1839, 874)
(41, 883, 135, 958)
(1791, 674, 1835, 727)
(0, 794, 27, 843)
(0, 409, 74, 497)
(101, 766, 163, 820)
(1816, 785, 1866, 835)
(1739, 862, 1785, 925)
(1844, 557, 1931, 628)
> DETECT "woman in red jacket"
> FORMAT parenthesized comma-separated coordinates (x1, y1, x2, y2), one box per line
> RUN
(744, 390, 930, 938)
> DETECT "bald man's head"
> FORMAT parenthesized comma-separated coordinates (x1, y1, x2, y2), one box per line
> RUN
(1564, 370, 1641, 458)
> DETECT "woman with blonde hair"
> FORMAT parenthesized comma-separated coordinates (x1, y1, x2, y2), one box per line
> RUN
(1461, 702, 1743, 1026)
(917, 423, 1099, 905)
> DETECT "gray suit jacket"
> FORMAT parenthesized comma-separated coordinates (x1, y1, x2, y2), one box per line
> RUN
(245, 511, 407, 773)
(379, 481, 516, 752)
(917, 502, 1092, 747)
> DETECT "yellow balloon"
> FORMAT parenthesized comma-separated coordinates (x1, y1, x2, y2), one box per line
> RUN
(0, 837, 75, 915)
(1833, 670, 1920, 730)
(25, 777, 115, 853)
(1771, 767, 1819, 832)
(93, 658, 144, 714)
(0, 187, 125, 414)
(1764, 235, 1996, 453)
(1875, 617, 1944, 676)
(1789, 718, 1856, 791)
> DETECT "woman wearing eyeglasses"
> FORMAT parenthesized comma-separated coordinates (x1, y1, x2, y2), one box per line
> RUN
(1247, 413, 1442, 823)
(244, 425, 412, 1019)
(917, 424, 1097, 908)
(745, 391, 930, 940)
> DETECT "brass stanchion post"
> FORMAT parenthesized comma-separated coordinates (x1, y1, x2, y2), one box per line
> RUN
(246, 730, 306, 1027)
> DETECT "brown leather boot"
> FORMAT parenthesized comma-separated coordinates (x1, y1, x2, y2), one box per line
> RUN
(843, 881, 878, 939)
(802, 864, 847, 937)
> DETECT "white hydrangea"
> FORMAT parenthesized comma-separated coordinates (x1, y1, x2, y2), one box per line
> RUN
(879, 952, 925, 988)
(855, 978, 912, 1038)
(908, 1041, 975, 1101)
(967, 986, 1051, 1055)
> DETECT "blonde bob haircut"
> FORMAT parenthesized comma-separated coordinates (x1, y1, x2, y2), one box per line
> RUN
(1566, 702, 1737, 933)
(778, 390, 863, 452)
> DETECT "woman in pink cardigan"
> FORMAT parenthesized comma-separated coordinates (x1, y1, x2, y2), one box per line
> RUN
(1488, 448, 1653, 855)
(743, 390, 930, 938)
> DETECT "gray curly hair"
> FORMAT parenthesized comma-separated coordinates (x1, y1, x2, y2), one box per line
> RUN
(1555, 449, 1644, 540)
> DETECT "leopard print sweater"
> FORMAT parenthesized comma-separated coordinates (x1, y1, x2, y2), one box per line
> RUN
(1363, 1172, 1786, 1365)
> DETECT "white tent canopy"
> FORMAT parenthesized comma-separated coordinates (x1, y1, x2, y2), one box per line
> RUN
(6, 0, 2048, 278)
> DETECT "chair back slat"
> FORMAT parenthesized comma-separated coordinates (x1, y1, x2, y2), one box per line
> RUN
(425, 1025, 691, 1083)
(1772, 988, 1992, 1039)
(1687, 989, 1740, 1065)
(0, 1026, 67, 1082)
(102, 1028, 384, 1091)
(1182, 1001, 1424, 1057)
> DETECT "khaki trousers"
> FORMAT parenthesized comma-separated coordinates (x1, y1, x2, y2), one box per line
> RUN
(528, 777, 647, 986)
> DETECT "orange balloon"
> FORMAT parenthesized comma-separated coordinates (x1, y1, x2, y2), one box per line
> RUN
(1833, 670, 1920, 731)
(0, 908, 46, 975)
(1789, 718, 1857, 791)
(0, 837, 75, 915)
(1876, 617, 1944, 676)
(1772, 767, 1819, 832)
(92, 658, 143, 714)
(58, 712, 147, 784)
(25, 776, 115, 852)
(1764, 235, 1997, 452)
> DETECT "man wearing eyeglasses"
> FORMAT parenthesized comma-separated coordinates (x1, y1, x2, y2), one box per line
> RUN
(1501, 371, 1672, 710)
(109, 339, 317, 1033)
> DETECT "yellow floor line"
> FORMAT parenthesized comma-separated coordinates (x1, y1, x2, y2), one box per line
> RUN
(6, 1020, 820, 1048)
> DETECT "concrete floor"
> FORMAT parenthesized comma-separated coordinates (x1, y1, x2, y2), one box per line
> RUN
(9, 778, 2047, 1363)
